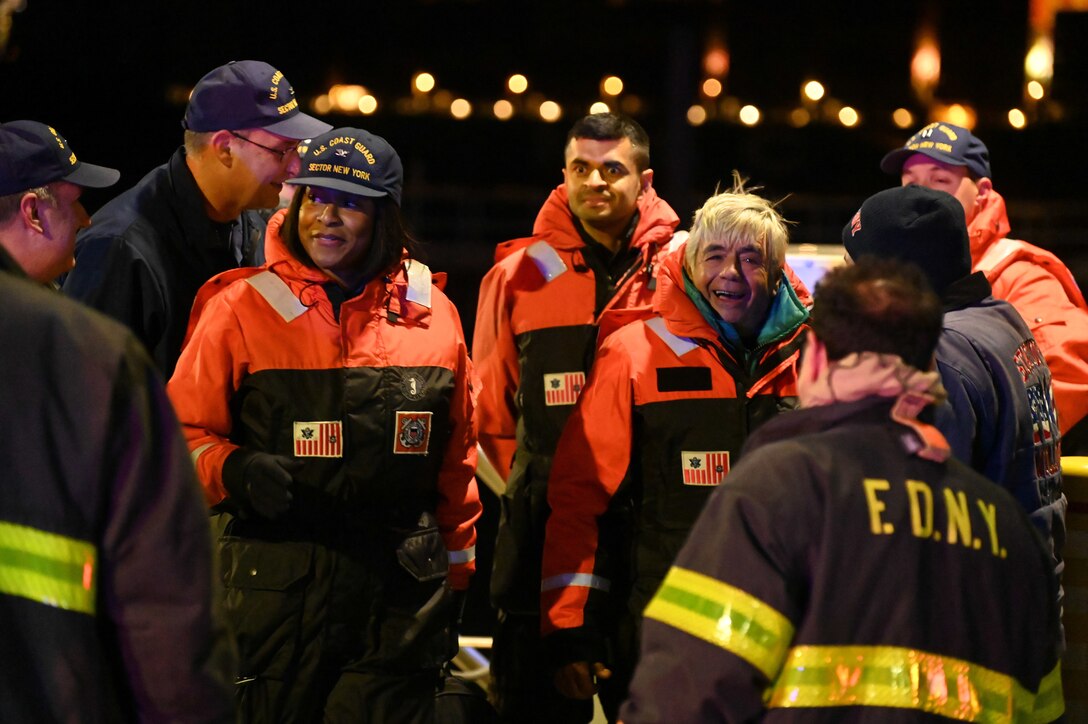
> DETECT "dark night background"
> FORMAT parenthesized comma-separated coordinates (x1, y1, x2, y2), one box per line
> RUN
(4, 0, 1087, 633)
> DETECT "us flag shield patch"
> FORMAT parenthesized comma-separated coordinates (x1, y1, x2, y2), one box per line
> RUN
(293, 421, 343, 458)
(543, 372, 586, 407)
(680, 450, 729, 486)
(394, 411, 432, 455)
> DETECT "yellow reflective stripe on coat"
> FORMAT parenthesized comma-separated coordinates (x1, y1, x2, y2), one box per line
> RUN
(0, 521, 96, 615)
(642, 566, 794, 679)
(769, 645, 1064, 723)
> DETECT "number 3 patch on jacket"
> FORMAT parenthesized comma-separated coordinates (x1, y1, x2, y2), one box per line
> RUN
(294, 421, 343, 458)
(394, 411, 432, 454)
(680, 451, 729, 486)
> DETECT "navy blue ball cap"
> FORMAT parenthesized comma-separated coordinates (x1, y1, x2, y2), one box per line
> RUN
(842, 185, 972, 297)
(880, 121, 991, 179)
(0, 120, 120, 196)
(287, 128, 404, 206)
(182, 60, 332, 140)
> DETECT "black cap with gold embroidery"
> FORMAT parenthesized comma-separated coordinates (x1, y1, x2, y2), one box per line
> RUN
(0, 120, 119, 196)
(287, 128, 403, 206)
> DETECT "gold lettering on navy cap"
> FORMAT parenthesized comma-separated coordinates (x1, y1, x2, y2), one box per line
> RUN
(269, 70, 284, 100)
(354, 143, 376, 165)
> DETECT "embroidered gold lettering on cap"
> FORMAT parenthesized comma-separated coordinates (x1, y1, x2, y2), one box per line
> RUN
(269, 70, 283, 100)
(543, 372, 585, 406)
(394, 411, 432, 455)
(293, 421, 343, 458)
(681, 451, 730, 485)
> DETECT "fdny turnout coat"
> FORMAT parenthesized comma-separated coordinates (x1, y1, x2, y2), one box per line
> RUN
(968, 189, 1088, 443)
(473, 184, 682, 614)
(168, 211, 481, 719)
(0, 252, 235, 723)
(540, 245, 809, 695)
(622, 397, 1065, 723)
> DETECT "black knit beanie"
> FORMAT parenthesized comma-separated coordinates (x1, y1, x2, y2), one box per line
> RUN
(842, 185, 972, 297)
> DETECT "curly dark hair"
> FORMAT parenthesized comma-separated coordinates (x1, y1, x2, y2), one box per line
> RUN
(812, 258, 943, 370)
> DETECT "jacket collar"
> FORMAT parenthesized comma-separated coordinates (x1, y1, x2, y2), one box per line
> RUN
(168, 147, 236, 253)
(966, 188, 1011, 259)
(941, 271, 992, 312)
(531, 183, 680, 252)
(262, 208, 430, 323)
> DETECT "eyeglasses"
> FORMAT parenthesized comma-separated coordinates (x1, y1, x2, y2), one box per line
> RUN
(229, 131, 296, 162)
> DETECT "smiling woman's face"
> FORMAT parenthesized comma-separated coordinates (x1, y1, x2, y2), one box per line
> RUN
(692, 236, 773, 339)
(298, 186, 376, 288)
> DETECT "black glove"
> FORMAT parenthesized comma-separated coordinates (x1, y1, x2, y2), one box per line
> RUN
(227, 452, 300, 520)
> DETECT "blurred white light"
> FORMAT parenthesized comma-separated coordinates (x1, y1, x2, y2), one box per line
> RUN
(414, 72, 436, 93)
(803, 80, 825, 101)
(602, 76, 624, 96)
(590, 101, 610, 114)
(508, 74, 528, 94)
(838, 106, 859, 127)
(739, 105, 760, 126)
(539, 100, 562, 122)
(1008, 108, 1027, 129)
(358, 95, 378, 115)
(450, 98, 472, 119)
(1025, 37, 1053, 81)
(892, 108, 914, 128)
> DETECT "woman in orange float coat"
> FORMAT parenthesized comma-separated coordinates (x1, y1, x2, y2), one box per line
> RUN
(168, 128, 481, 724)
(541, 181, 810, 721)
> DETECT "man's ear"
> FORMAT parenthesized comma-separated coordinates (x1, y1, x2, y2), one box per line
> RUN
(18, 191, 45, 233)
(975, 176, 993, 201)
(208, 130, 235, 167)
(639, 168, 653, 195)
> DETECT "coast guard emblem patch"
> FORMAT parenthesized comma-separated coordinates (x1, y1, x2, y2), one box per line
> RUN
(680, 450, 729, 486)
(394, 411, 432, 455)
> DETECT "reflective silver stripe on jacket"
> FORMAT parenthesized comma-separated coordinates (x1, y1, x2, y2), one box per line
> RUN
(541, 572, 611, 593)
(245, 270, 308, 323)
(190, 442, 215, 466)
(526, 240, 568, 282)
(645, 316, 699, 356)
(405, 260, 433, 308)
(448, 545, 476, 564)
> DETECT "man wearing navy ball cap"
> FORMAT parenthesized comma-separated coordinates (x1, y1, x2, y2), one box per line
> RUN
(881, 121, 1088, 453)
(0, 120, 119, 284)
(64, 60, 332, 377)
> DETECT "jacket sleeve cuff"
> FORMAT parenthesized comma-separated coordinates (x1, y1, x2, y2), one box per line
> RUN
(221, 447, 258, 503)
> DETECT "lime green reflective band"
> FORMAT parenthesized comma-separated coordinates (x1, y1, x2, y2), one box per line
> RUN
(643, 566, 794, 679)
(769, 646, 1064, 724)
(0, 521, 97, 615)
